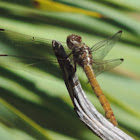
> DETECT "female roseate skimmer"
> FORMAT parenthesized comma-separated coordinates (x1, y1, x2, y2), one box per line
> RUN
(0, 29, 123, 126)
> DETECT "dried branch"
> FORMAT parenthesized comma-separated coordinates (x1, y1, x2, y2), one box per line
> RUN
(52, 40, 135, 140)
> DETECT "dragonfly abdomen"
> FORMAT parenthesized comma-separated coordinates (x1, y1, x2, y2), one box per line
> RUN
(83, 64, 118, 126)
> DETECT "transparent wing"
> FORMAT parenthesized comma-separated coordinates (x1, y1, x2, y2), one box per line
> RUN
(91, 31, 122, 60)
(0, 29, 68, 57)
(0, 29, 70, 79)
(92, 58, 124, 77)
(0, 54, 63, 79)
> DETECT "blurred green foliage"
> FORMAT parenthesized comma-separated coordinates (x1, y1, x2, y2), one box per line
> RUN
(0, 0, 140, 140)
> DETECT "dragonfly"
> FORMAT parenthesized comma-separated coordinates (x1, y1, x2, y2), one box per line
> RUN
(0, 29, 123, 126)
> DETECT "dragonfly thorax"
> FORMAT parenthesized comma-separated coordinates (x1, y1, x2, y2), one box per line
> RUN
(73, 44, 93, 67)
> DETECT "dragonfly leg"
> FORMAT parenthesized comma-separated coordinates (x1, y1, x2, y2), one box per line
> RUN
(66, 52, 73, 58)
(74, 61, 77, 72)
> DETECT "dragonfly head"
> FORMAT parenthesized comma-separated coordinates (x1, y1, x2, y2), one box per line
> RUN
(67, 34, 82, 50)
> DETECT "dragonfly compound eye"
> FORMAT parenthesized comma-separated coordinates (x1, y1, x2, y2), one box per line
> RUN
(67, 34, 82, 50)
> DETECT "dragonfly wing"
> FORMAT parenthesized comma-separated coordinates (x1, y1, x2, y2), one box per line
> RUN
(92, 58, 124, 77)
(91, 31, 122, 60)
(0, 29, 69, 57)
(0, 54, 63, 79)
(0, 29, 69, 79)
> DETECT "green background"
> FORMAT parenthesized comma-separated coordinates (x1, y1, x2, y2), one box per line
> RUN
(0, 0, 140, 140)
